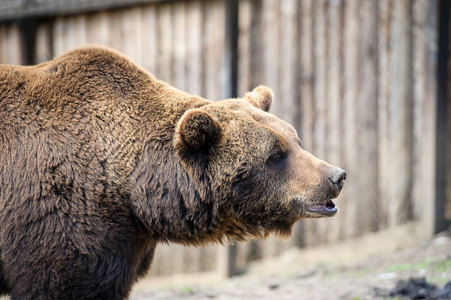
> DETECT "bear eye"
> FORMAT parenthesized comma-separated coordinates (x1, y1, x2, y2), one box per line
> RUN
(268, 150, 286, 163)
(269, 153, 282, 161)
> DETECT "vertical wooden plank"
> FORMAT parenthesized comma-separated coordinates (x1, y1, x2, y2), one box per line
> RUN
(173, 244, 186, 275)
(434, 0, 449, 234)
(86, 11, 110, 47)
(157, 3, 173, 84)
(0, 23, 23, 65)
(312, 0, 327, 162)
(261, 0, 280, 114)
(221, 0, 239, 103)
(53, 15, 86, 56)
(122, 7, 142, 64)
(377, 0, 391, 230)
(237, 0, 251, 97)
(148, 244, 185, 276)
(248, 0, 263, 91)
(52, 17, 66, 57)
(54, 15, 86, 55)
(324, 0, 343, 243)
(141, 4, 158, 75)
(148, 244, 167, 276)
(35, 21, 53, 63)
(202, 0, 226, 101)
(385, 0, 413, 227)
(355, 0, 379, 233)
(411, 0, 426, 224)
(379, 0, 417, 231)
(447, 1, 451, 224)
(0, 25, 6, 63)
(199, 245, 218, 273)
(1, 24, 8, 64)
(108, 10, 125, 54)
(184, 248, 200, 274)
(299, 0, 314, 154)
(412, 0, 438, 238)
(185, 1, 202, 96)
(0, 25, 5, 63)
(340, 0, 359, 240)
(70, 15, 87, 49)
(325, 0, 342, 170)
(172, 1, 187, 91)
(8, 23, 23, 65)
(448, 0, 451, 226)
(279, 0, 299, 126)
(61, 17, 73, 53)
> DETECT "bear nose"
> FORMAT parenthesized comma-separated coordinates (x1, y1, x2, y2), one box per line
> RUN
(329, 169, 347, 192)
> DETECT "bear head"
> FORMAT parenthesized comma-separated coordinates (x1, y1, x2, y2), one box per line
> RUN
(173, 86, 346, 240)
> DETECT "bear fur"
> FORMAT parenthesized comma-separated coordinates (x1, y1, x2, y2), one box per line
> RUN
(0, 46, 345, 299)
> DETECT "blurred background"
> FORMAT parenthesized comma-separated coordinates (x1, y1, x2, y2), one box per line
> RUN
(0, 0, 449, 283)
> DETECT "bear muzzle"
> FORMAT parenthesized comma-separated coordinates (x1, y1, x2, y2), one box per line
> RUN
(302, 167, 347, 217)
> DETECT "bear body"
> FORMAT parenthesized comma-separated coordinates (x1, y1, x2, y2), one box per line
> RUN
(0, 47, 345, 299)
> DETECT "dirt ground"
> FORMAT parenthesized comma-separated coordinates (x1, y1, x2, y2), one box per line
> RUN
(131, 222, 451, 300)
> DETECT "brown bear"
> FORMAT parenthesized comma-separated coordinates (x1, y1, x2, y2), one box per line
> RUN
(0, 46, 346, 300)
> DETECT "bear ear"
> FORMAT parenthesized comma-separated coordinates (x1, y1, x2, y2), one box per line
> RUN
(174, 109, 221, 154)
(244, 85, 274, 112)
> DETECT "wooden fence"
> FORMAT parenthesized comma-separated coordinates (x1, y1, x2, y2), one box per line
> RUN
(0, 0, 448, 277)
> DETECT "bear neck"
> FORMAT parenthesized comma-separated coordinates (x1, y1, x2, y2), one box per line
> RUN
(129, 137, 267, 245)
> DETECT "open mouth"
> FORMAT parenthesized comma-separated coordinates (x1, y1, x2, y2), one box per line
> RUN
(305, 199, 338, 216)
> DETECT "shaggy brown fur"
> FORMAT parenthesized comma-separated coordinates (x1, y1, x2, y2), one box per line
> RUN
(0, 46, 345, 300)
